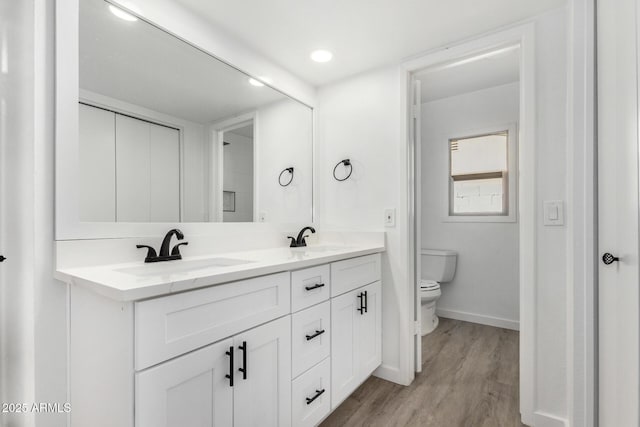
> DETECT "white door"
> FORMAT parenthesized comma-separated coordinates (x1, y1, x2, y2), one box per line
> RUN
(358, 281, 382, 377)
(135, 338, 233, 427)
(115, 114, 180, 222)
(598, 0, 640, 425)
(331, 288, 361, 409)
(233, 316, 292, 427)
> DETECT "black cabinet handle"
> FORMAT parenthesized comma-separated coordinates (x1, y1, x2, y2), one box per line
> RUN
(238, 341, 247, 380)
(305, 388, 326, 405)
(602, 253, 619, 265)
(305, 329, 326, 341)
(305, 283, 325, 291)
(363, 290, 368, 313)
(225, 346, 234, 387)
(357, 292, 364, 314)
(0, 255, 6, 262)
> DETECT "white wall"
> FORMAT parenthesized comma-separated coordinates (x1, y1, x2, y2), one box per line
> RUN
(421, 82, 520, 329)
(0, 1, 68, 426)
(223, 132, 254, 222)
(256, 99, 313, 224)
(316, 68, 413, 385)
(315, 8, 570, 424)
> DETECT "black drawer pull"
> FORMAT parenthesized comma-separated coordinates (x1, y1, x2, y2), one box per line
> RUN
(305, 283, 325, 291)
(305, 329, 326, 341)
(225, 346, 234, 387)
(357, 292, 364, 314)
(306, 388, 326, 405)
(238, 341, 247, 380)
(363, 290, 368, 313)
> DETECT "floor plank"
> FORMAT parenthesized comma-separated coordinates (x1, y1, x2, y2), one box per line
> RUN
(321, 318, 525, 427)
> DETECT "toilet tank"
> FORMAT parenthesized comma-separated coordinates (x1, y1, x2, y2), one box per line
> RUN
(421, 249, 457, 282)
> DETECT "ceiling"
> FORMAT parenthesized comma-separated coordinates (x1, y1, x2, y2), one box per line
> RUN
(415, 46, 520, 102)
(80, 0, 295, 124)
(173, 0, 565, 86)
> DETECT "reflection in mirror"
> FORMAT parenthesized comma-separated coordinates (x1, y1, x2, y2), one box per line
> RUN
(78, 0, 312, 223)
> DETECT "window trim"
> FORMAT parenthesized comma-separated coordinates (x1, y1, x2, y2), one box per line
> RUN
(444, 123, 518, 223)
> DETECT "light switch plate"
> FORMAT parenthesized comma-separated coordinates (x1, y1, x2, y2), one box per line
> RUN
(543, 200, 564, 226)
(384, 208, 396, 227)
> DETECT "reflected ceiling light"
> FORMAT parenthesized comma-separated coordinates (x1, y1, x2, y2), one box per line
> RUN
(249, 76, 271, 87)
(310, 49, 333, 63)
(109, 4, 138, 22)
(248, 78, 265, 87)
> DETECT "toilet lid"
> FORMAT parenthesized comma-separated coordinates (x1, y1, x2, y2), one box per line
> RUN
(420, 280, 440, 291)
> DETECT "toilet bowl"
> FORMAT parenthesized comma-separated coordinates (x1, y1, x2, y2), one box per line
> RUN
(419, 249, 457, 336)
(420, 279, 441, 334)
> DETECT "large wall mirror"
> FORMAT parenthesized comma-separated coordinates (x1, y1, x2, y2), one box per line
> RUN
(56, 0, 313, 239)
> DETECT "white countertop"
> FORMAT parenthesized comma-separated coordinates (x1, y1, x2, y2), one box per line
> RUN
(55, 243, 384, 301)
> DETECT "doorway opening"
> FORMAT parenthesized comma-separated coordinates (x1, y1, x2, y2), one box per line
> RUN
(403, 24, 536, 425)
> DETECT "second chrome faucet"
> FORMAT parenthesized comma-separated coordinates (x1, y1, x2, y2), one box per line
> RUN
(137, 229, 189, 263)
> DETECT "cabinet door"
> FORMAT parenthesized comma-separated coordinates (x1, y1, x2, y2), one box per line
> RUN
(358, 281, 382, 378)
(135, 338, 233, 427)
(233, 316, 291, 427)
(330, 289, 360, 409)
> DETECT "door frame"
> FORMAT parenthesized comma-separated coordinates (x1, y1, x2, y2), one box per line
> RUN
(400, 23, 538, 425)
(210, 112, 258, 222)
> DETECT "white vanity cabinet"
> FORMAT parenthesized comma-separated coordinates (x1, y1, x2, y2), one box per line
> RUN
(67, 251, 382, 427)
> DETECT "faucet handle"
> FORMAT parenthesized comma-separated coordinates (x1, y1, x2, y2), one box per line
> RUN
(136, 245, 158, 263)
(171, 242, 189, 257)
(287, 236, 297, 247)
(300, 235, 310, 245)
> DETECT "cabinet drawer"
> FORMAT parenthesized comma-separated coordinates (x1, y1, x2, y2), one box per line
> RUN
(292, 301, 331, 378)
(291, 264, 330, 312)
(135, 272, 290, 370)
(292, 358, 331, 427)
(330, 254, 381, 297)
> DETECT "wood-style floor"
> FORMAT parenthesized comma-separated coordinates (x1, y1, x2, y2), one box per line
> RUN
(321, 318, 524, 427)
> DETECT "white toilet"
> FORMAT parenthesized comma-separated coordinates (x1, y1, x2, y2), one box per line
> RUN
(420, 249, 457, 335)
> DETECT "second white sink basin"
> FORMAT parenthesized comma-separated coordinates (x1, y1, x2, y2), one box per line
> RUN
(116, 257, 253, 277)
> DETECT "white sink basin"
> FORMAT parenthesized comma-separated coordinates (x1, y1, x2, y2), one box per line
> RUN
(116, 258, 253, 277)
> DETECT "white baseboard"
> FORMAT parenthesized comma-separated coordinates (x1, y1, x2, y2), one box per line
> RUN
(533, 411, 568, 427)
(436, 308, 520, 331)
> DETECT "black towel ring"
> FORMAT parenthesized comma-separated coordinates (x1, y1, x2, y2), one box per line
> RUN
(279, 167, 294, 187)
(333, 159, 353, 182)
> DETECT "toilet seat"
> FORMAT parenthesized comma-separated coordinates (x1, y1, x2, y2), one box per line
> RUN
(420, 279, 440, 291)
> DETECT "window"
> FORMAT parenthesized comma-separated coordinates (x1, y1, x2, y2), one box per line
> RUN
(448, 125, 516, 220)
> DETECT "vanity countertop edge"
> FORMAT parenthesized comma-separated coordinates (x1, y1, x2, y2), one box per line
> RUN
(55, 244, 385, 302)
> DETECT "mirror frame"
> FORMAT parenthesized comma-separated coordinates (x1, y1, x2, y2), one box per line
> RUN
(55, 0, 315, 240)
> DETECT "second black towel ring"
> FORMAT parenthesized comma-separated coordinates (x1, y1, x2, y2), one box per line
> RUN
(279, 167, 294, 187)
(333, 159, 353, 182)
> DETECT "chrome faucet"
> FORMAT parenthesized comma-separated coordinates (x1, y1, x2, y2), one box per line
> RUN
(288, 226, 316, 248)
(137, 229, 189, 263)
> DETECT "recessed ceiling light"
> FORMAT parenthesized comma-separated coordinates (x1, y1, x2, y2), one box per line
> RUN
(310, 50, 333, 63)
(109, 4, 138, 22)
